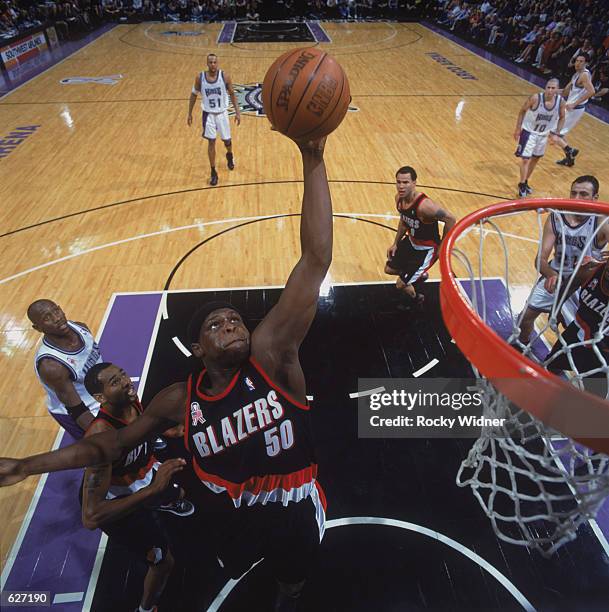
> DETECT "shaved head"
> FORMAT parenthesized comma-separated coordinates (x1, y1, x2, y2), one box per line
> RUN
(27, 299, 57, 324)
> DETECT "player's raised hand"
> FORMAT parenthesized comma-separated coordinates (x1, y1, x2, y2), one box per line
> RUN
(0, 458, 28, 487)
(294, 136, 327, 155)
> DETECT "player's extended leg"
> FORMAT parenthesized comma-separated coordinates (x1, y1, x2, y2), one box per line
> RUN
(517, 306, 542, 344)
(525, 156, 541, 183)
(139, 549, 174, 611)
(223, 139, 235, 170)
(518, 157, 531, 196)
(207, 138, 218, 186)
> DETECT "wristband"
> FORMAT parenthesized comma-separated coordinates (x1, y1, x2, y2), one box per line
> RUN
(66, 401, 88, 419)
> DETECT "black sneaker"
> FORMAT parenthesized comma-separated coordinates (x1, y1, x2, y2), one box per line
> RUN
(569, 147, 579, 159)
(210, 169, 218, 186)
(158, 499, 195, 517)
(226, 152, 235, 170)
(518, 182, 528, 197)
(524, 182, 533, 194)
(556, 157, 574, 167)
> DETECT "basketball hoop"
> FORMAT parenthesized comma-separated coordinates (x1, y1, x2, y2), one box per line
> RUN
(439, 198, 609, 556)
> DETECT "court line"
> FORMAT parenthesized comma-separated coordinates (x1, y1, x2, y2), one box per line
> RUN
(0, 213, 539, 286)
(0, 429, 63, 590)
(82, 292, 166, 604)
(412, 358, 439, 377)
(206, 516, 536, 612)
(118, 21, 422, 58)
(0, 25, 116, 101)
(349, 386, 385, 399)
(143, 22, 215, 50)
(0, 180, 510, 239)
(1, 292, 116, 592)
(0, 93, 533, 106)
(52, 591, 83, 604)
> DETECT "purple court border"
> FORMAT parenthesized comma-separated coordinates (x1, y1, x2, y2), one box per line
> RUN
(0, 23, 116, 97)
(218, 21, 236, 44)
(422, 21, 609, 126)
(1, 293, 162, 611)
(307, 21, 331, 43)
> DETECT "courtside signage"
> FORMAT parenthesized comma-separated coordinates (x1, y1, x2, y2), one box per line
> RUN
(1, 33, 47, 71)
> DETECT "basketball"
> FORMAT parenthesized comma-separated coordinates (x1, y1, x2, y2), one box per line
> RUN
(262, 47, 350, 140)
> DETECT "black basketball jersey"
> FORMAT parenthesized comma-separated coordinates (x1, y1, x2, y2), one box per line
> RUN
(574, 264, 609, 346)
(184, 357, 320, 508)
(90, 400, 156, 497)
(397, 192, 441, 247)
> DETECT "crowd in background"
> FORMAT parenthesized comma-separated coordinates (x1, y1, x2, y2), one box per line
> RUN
(2, 0, 608, 108)
(431, 0, 609, 107)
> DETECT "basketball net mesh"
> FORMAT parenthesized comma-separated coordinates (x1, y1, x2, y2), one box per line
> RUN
(451, 206, 609, 556)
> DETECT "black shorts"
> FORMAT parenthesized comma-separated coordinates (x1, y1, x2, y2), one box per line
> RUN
(387, 237, 438, 284)
(546, 323, 609, 376)
(192, 485, 321, 583)
(101, 506, 169, 566)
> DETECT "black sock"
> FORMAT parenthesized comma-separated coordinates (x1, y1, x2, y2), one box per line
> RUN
(211, 166, 216, 173)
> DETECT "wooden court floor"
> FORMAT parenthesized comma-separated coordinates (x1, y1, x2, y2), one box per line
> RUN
(1, 20, 609, 570)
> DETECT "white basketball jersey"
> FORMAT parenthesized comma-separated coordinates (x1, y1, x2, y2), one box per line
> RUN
(566, 69, 591, 108)
(522, 93, 561, 135)
(35, 321, 102, 417)
(200, 70, 229, 113)
(550, 213, 603, 273)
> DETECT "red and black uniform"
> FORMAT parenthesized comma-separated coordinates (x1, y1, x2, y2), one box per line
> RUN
(80, 401, 168, 566)
(94, 401, 157, 498)
(387, 192, 441, 284)
(184, 357, 326, 580)
(547, 264, 609, 376)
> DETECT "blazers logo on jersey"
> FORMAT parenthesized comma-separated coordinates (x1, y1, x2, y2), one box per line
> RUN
(588, 278, 599, 291)
(191, 402, 205, 426)
(229, 84, 360, 117)
(244, 376, 256, 391)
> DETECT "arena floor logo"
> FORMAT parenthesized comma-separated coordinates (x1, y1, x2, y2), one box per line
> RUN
(162, 30, 202, 36)
(60, 75, 123, 85)
(230, 83, 359, 117)
(425, 52, 477, 80)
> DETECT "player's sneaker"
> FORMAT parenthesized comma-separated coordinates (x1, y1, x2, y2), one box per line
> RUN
(152, 437, 167, 451)
(524, 182, 533, 194)
(518, 182, 528, 197)
(556, 157, 574, 167)
(569, 147, 579, 159)
(158, 499, 195, 517)
(210, 169, 219, 186)
(226, 152, 235, 170)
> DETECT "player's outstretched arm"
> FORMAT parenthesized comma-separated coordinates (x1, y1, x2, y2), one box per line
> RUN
(0, 383, 186, 487)
(252, 138, 331, 392)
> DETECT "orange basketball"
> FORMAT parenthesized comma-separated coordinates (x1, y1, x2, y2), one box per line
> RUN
(262, 47, 350, 140)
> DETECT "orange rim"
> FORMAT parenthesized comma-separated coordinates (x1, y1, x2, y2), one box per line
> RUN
(439, 198, 609, 454)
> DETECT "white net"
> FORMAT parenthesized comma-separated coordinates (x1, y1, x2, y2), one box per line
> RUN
(450, 204, 609, 556)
